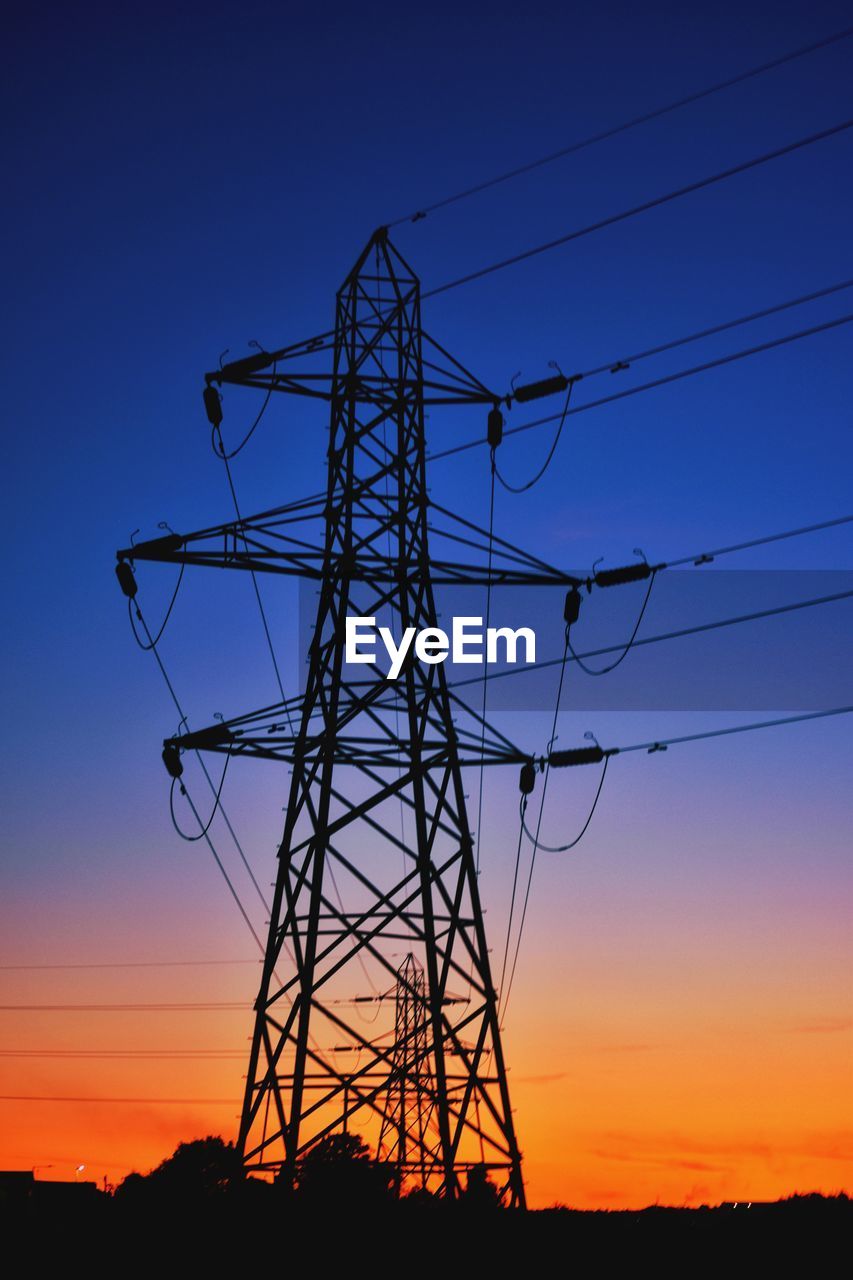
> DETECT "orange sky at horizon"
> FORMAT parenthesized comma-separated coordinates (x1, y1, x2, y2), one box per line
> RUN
(2, 711, 850, 1208)
(1, 963, 849, 1207)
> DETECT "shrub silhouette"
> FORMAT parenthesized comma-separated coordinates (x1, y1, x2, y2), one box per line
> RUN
(117, 1136, 240, 1200)
(296, 1133, 395, 1206)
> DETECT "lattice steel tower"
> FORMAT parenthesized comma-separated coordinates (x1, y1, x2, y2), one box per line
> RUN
(376, 953, 436, 1187)
(118, 230, 584, 1206)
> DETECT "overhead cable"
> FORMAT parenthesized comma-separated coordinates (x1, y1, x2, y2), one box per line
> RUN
(423, 120, 853, 298)
(429, 311, 853, 463)
(389, 28, 853, 227)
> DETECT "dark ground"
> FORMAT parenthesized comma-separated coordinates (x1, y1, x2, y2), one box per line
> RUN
(2, 1184, 849, 1265)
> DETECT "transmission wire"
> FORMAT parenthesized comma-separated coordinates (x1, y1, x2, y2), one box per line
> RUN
(127, 563, 185, 650)
(389, 27, 853, 226)
(494, 379, 577, 492)
(429, 311, 853, 463)
(169, 747, 233, 842)
(499, 627, 571, 1021)
(569, 570, 657, 675)
(518, 757, 610, 852)
(215, 436, 294, 734)
(423, 120, 853, 298)
(211, 353, 277, 460)
(474, 455, 497, 874)
(448, 585, 853, 693)
(132, 603, 273, 921)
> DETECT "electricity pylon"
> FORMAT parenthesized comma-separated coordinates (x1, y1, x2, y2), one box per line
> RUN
(233, 230, 522, 1203)
(118, 230, 583, 1205)
(376, 953, 436, 1188)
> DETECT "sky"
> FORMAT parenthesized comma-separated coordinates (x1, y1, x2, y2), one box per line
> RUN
(1, 0, 851, 1207)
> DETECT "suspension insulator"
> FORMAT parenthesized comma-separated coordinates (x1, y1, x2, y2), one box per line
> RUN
(594, 562, 651, 588)
(115, 560, 137, 599)
(563, 586, 581, 626)
(487, 406, 504, 449)
(203, 384, 223, 427)
(162, 742, 183, 779)
(549, 745, 605, 768)
(519, 761, 537, 795)
(513, 373, 569, 404)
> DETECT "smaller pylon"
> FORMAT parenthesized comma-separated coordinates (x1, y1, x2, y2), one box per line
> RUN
(377, 954, 436, 1193)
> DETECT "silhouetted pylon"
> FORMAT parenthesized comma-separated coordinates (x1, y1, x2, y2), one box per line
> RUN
(120, 230, 527, 1205)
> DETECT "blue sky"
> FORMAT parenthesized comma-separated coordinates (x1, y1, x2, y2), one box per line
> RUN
(1, 0, 851, 1202)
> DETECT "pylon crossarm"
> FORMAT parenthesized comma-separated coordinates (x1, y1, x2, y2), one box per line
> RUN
(207, 325, 494, 409)
(118, 477, 580, 587)
(174, 728, 524, 769)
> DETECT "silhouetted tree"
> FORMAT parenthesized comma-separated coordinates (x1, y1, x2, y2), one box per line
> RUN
(461, 1163, 503, 1210)
(296, 1133, 395, 1207)
(116, 1136, 240, 1201)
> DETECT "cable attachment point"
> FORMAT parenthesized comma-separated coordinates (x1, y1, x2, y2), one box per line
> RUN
(563, 585, 582, 627)
(203, 384, 223, 428)
(487, 405, 504, 449)
(162, 741, 183, 779)
(115, 559, 137, 599)
(647, 742, 668, 754)
(519, 760, 537, 795)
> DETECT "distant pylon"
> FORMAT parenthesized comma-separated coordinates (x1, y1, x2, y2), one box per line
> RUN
(376, 953, 436, 1190)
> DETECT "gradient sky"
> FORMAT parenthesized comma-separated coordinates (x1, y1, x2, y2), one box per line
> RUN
(1, 0, 851, 1206)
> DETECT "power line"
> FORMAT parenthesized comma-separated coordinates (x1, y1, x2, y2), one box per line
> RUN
(0, 958, 259, 971)
(0, 997, 388, 1012)
(494, 378, 578, 492)
(169, 748, 233, 842)
(519, 758, 611, 854)
(428, 311, 853, 462)
(422, 119, 853, 298)
(389, 27, 853, 226)
(497, 814, 526, 1010)
(131, 602, 272, 931)
(569, 572, 658, 677)
(127, 563, 185, 651)
(0, 1003, 250, 1012)
(575, 277, 853, 381)
(217, 444, 293, 726)
(611, 704, 853, 757)
(211, 437, 380, 998)
(448, 584, 853, 692)
(500, 702, 853, 1010)
(128, 591, 302, 1018)
(211, 354, 277, 460)
(499, 628, 572, 1024)
(0, 1095, 239, 1105)
(0, 1050, 245, 1059)
(663, 513, 853, 568)
(474, 457, 497, 872)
